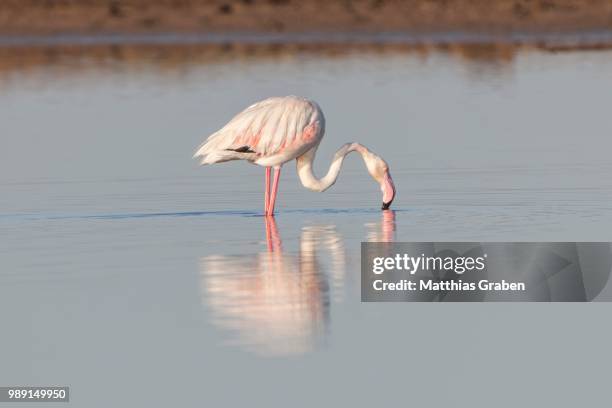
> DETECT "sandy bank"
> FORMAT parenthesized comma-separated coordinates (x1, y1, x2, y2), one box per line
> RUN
(1, 0, 611, 37)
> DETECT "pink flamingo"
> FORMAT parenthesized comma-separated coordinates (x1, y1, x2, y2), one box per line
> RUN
(193, 96, 396, 216)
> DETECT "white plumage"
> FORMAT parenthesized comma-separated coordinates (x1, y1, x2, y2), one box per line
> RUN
(194, 96, 325, 167)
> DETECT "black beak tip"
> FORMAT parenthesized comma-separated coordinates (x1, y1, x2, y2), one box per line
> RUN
(381, 202, 391, 210)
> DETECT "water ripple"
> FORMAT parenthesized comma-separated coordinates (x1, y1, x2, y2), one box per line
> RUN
(0, 208, 412, 222)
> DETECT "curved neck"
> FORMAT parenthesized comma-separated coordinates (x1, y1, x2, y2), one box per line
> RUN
(296, 143, 367, 192)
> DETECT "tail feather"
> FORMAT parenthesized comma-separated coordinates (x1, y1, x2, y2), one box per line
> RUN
(193, 131, 231, 165)
(194, 139, 257, 165)
(195, 152, 228, 165)
(196, 150, 251, 165)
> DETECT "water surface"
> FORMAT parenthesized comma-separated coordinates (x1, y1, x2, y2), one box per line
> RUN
(1, 43, 612, 407)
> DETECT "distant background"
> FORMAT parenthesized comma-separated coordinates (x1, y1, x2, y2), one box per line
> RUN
(1, 0, 612, 36)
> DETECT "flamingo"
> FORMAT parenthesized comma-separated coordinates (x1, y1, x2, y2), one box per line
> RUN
(193, 96, 396, 216)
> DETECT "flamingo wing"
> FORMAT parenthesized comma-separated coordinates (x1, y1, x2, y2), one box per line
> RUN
(194, 96, 324, 165)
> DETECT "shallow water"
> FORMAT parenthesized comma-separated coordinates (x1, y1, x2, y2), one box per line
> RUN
(1, 44, 612, 406)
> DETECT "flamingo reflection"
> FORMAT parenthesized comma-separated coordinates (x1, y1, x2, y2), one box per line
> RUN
(200, 217, 345, 356)
(366, 210, 396, 242)
(200, 211, 396, 356)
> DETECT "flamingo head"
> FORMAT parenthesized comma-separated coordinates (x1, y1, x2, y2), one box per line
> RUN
(356, 145, 396, 210)
(380, 169, 396, 210)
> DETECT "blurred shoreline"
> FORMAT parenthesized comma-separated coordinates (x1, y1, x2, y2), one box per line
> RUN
(1, 0, 612, 41)
(2, 1, 612, 82)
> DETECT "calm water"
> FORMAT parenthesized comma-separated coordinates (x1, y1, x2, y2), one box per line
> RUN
(1, 44, 612, 407)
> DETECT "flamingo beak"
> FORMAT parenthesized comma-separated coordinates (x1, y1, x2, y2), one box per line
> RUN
(381, 170, 396, 210)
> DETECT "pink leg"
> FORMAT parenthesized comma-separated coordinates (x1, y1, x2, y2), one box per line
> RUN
(268, 167, 281, 216)
(264, 167, 271, 215)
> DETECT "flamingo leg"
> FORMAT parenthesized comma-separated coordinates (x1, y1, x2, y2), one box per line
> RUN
(268, 167, 282, 216)
(264, 167, 271, 215)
